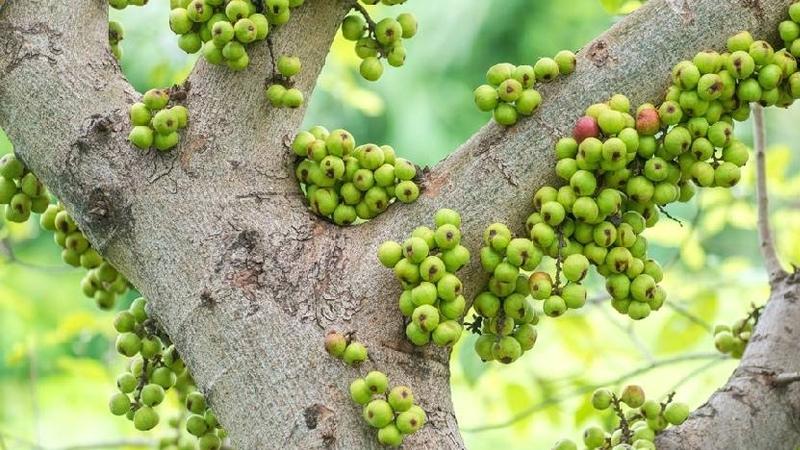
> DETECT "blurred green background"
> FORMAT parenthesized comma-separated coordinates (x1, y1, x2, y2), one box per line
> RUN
(2, 0, 800, 449)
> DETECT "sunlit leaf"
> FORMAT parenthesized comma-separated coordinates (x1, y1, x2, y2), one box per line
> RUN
(458, 332, 488, 386)
(680, 238, 706, 271)
(656, 290, 717, 353)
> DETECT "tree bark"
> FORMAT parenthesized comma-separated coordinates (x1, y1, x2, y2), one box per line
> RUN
(0, 0, 797, 449)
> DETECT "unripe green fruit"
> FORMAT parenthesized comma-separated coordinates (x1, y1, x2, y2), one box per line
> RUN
(552, 439, 578, 450)
(511, 65, 535, 88)
(714, 161, 741, 187)
(571, 197, 599, 223)
(154, 131, 180, 151)
(130, 102, 151, 126)
(360, 56, 383, 81)
(591, 388, 613, 410)
(115, 332, 141, 357)
(664, 402, 690, 425)
(621, 384, 646, 408)
(516, 89, 542, 115)
(492, 335, 522, 364)
(583, 426, 606, 448)
(377, 241, 403, 268)
(198, 433, 221, 450)
(505, 238, 539, 270)
(628, 300, 651, 320)
(266, 84, 287, 107)
(249, 13, 269, 40)
(493, 103, 518, 126)
(141, 383, 165, 407)
(282, 88, 304, 108)
(365, 370, 389, 395)
(225, 0, 249, 22)
(534, 57, 559, 81)
(133, 406, 159, 431)
(151, 367, 176, 390)
(387, 385, 414, 412)
(113, 311, 136, 333)
(432, 320, 462, 346)
(363, 399, 394, 428)
(396, 406, 425, 434)
(153, 109, 179, 134)
(498, 78, 523, 102)
(402, 236, 429, 264)
(562, 283, 587, 309)
(672, 60, 700, 89)
(405, 321, 431, 345)
(658, 100, 683, 126)
(343, 342, 367, 366)
(341, 15, 366, 41)
(411, 304, 439, 332)
(474, 84, 499, 111)
(606, 246, 633, 273)
(277, 55, 301, 77)
(562, 254, 589, 282)
(377, 423, 404, 447)
(714, 330, 734, 353)
(721, 141, 749, 167)
(350, 378, 372, 405)
(437, 273, 462, 301)
(691, 161, 715, 187)
(233, 18, 257, 43)
(435, 224, 461, 250)
(727, 31, 753, 52)
(486, 63, 514, 86)
(597, 109, 625, 135)
(693, 51, 721, 74)
(727, 50, 755, 78)
(143, 89, 169, 111)
(487, 315, 515, 336)
(109, 392, 131, 416)
(473, 291, 501, 317)
(129, 126, 154, 149)
(398, 290, 414, 317)
(554, 50, 577, 75)
(186, 414, 208, 437)
(543, 295, 567, 317)
(394, 258, 420, 285)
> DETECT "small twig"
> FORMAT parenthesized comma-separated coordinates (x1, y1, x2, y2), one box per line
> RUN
(611, 393, 632, 443)
(664, 195, 703, 269)
(657, 205, 684, 226)
(664, 300, 714, 333)
(772, 372, 800, 386)
(752, 103, 784, 282)
(662, 358, 724, 400)
(0, 238, 74, 273)
(352, 2, 377, 32)
(595, 304, 654, 363)
(554, 229, 565, 291)
(461, 352, 725, 432)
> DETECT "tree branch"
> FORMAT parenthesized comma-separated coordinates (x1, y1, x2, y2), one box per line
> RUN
(752, 103, 785, 282)
(656, 272, 800, 449)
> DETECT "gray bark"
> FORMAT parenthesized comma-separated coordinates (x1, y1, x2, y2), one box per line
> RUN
(0, 0, 798, 449)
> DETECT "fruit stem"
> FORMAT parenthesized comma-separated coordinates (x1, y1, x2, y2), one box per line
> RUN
(610, 393, 633, 444)
(352, 2, 377, 33)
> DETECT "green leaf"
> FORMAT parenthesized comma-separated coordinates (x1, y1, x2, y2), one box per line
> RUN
(599, 0, 624, 13)
(457, 333, 487, 386)
(656, 290, 718, 353)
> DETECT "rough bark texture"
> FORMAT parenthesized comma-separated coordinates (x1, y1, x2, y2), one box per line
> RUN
(0, 0, 798, 449)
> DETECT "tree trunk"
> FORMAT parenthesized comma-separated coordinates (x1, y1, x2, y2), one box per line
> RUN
(0, 0, 797, 448)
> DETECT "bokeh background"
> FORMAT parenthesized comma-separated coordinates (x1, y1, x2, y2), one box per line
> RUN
(2, 1, 800, 449)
